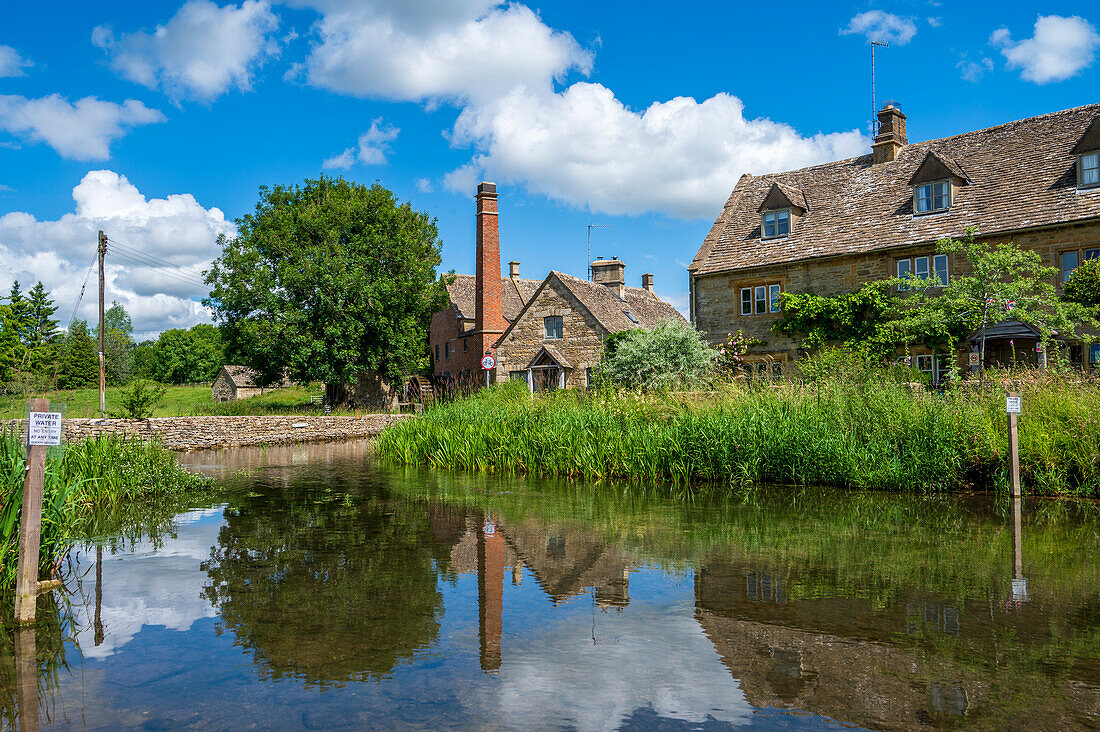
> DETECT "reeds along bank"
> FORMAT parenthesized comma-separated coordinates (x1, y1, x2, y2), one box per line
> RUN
(376, 373, 1100, 495)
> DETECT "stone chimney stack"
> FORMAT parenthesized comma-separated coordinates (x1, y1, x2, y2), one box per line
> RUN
(591, 256, 626, 299)
(641, 273, 654, 292)
(872, 103, 907, 164)
(475, 182, 506, 337)
(508, 260, 520, 279)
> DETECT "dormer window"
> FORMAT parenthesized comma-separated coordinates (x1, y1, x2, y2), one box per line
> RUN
(762, 209, 790, 239)
(915, 180, 950, 213)
(757, 182, 806, 240)
(1080, 151, 1100, 188)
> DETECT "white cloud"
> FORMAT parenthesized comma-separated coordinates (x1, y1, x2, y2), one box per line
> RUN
(927, 17, 942, 29)
(322, 117, 399, 169)
(958, 54, 994, 82)
(446, 83, 867, 219)
(415, 177, 433, 193)
(0, 45, 32, 77)
(0, 170, 234, 338)
(0, 94, 164, 160)
(93, 0, 280, 102)
(297, 1, 591, 103)
(991, 15, 1100, 84)
(841, 10, 918, 45)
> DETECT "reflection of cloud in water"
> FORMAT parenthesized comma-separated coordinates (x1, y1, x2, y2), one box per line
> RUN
(72, 507, 226, 660)
(469, 595, 751, 731)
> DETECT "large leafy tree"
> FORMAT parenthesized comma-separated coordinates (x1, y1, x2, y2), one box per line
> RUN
(205, 177, 448, 390)
(94, 301, 135, 385)
(57, 320, 99, 390)
(143, 324, 224, 384)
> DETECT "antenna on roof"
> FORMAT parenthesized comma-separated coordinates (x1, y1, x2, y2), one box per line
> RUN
(587, 224, 612, 280)
(871, 40, 889, 137)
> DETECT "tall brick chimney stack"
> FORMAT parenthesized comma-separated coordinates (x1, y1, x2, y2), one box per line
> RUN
(475, 182, 506, 337)
(872, 103, 907, 164)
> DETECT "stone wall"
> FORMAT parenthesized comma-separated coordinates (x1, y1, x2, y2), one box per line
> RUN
(693, 219, 1100, 367)
(495, 278, 606, 388)
(2, 414, 408, 451)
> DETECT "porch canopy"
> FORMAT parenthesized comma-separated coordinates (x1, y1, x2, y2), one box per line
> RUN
(525, 345, 572, 391)
(967, 320, 1049, 345)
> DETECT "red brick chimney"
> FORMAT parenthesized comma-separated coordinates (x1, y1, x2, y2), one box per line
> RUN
(475, 182, 506, 336)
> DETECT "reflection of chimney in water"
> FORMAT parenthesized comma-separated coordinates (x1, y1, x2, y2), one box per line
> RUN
(477, 513, 505, 672)
(512, 558, 523, 585)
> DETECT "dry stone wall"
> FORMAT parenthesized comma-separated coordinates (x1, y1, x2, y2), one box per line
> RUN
(2, 415, 408, 451)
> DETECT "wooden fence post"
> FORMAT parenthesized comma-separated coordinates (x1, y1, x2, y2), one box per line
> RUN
(14, 397, 49, 625)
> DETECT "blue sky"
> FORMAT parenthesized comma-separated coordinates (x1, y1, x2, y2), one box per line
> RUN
(1, 1, 1098, 338)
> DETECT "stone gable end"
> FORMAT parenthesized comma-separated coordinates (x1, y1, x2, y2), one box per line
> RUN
(495, 277, 609, 386)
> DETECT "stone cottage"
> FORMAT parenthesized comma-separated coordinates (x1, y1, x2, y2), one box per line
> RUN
(429, 182, 685, 390)
(688, 102, 1100, 381)
(212, 365, 290, 402)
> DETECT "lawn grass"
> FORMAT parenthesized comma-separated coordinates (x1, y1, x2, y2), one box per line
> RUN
(0, 383, 367, 418)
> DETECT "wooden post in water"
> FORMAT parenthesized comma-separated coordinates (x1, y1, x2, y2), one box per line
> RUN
(15, 626, 40, 732)
(1007, 392, 1021, 498)
(15, 397, 50, 625)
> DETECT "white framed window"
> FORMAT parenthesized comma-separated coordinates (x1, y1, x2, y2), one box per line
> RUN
(754, 285, 767, 314)
(915, 180, 951, 213)
(544, 315, 563, 339)
(1080, 151, 1100, 188)
(741, 288, 752, 315)
(933, 254, 949, 286)
(897, 258, 912, 291)
(769, 284, 782, 313)
(915, 256, 929, 280)
(770, 362, 783, 379)
(761, 209, 790, 239)
(1062, 250, 1080, 282)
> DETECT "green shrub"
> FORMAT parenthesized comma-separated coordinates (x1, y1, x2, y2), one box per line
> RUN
(597, 321, 716, 391)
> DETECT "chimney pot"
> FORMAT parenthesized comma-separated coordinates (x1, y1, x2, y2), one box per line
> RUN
(508, 260, 520, 279)
(591, 257, 626, 299)
(872, 103, 907, 164)
(642, 273, 654, 292)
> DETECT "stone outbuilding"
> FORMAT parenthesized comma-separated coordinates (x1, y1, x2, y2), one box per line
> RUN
(429, 182, 686, 391)
(212, 365, 291, 402)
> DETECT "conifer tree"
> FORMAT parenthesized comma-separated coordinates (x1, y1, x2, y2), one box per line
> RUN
(26, 281, 60, 377)
(57, 320, 99, 390)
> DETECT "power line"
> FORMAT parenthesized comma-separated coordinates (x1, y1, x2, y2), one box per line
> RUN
(105, 252, 209, 289)
(105, 237, 211, 284)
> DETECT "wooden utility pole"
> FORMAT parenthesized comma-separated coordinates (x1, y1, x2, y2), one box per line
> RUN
(98, 230, 107, 414)
(14, 397, 49, 624)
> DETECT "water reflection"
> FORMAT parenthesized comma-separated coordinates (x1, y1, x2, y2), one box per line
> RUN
(0, 443, 1098, 730)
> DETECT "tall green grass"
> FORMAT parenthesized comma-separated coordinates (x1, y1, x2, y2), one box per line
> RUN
(377, 370, 1100, 494)
(0, 430, 209, 589)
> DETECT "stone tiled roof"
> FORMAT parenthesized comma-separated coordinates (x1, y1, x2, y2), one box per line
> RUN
(550, 272, 687, 334)
(220, 365, 290, 388)
(690, 103, 1100, 276)
(444, 274, 542, 321)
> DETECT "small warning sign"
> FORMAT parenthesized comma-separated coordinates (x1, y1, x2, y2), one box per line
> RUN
(28, 412, 62, 446)
(1005, 396, 1021, 414)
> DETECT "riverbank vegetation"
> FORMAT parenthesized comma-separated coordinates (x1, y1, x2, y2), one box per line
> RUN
(0, 430, 210, 589)
(377, 361, 1100, 495)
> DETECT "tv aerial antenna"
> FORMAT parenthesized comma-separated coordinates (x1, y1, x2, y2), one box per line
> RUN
(587, 224, 612, 280)
(871, 40, 889, 136)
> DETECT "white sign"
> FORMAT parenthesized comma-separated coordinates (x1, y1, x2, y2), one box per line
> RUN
(481, 354, 496, 370)
(1006, 396, 1021, 414)
(28, 412, 62, 446)
(968, 352, 979, 366)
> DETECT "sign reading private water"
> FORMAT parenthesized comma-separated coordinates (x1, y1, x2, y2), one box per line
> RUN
(1006, 396, 1022, 414)
(28, 412, 62, 446)
(481, 354, 496, 370)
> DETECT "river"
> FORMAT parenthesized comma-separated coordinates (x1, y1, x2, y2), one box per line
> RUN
(2, 440, 1099, 730)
